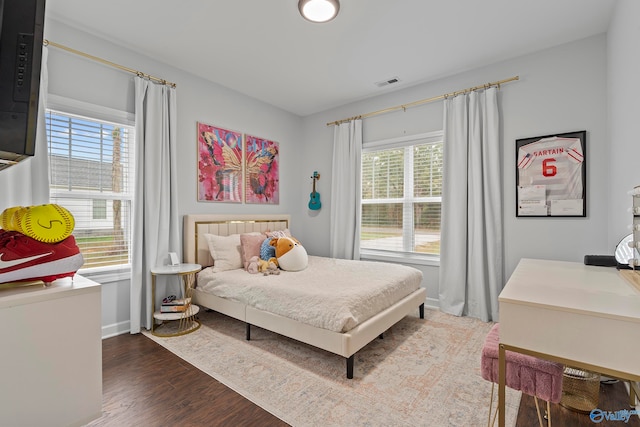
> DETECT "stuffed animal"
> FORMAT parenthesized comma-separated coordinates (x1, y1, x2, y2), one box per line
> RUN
(263, 259, 280, 276)
(257, 257, 280, 275)
(270, 236, 308, 271)
(257, 258, 269, 273)
(267, 261, 280, 275)
(247, 256, 260, 274)
(260, 237, 276, 261)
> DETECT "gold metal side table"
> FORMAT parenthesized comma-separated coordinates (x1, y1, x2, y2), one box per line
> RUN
(151, 263, 201, 337)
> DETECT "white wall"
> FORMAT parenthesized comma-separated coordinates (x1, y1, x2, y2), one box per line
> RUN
(45, 20, 303, 222)
(607, 0, 640, 249)
(44, 19, 303, 336)
(298, 34, 610, 303)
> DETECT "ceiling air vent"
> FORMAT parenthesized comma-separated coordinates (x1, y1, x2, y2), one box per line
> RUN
(374, 77, 400, 88)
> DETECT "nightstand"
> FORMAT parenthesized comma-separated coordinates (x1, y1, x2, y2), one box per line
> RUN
(151, 263, 201, 337)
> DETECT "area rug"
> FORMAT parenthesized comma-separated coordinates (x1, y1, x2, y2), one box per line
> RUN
(143, 308, 521, 426)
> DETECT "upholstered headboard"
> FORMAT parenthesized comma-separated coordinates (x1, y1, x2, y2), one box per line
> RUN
(183, 214, 291, 267)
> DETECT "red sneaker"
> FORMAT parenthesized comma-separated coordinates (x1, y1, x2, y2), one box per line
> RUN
(0, 229, 21, 243)
(0, 234, 84, 285)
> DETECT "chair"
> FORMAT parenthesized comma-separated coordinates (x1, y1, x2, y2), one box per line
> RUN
(481, 323, 564, 427)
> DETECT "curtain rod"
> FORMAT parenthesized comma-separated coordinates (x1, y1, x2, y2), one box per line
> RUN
(326, 75, 519, 127)
(43, 39, 176, 88)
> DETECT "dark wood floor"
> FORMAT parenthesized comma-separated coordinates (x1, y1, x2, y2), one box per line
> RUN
(86, 333, 288, 427)
(87, 333, 639, 426)
(516, 382, 640, 427)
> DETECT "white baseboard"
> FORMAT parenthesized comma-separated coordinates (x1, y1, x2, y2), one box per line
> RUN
(424, 297, 440, 310)
(102, 320, 130, 339)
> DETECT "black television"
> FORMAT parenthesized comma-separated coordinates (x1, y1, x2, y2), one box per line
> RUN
(0, 0, 45, 171)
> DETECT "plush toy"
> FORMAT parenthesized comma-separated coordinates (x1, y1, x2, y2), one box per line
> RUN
(263, 258, 280, 276)
(260, 237, 276, 261)
(257, 258, 269, 273)
(270, 236, 308, 271)
(257, 257, 280, 275)
(247, 256, 260, 274)
(266, 260, 280, 275)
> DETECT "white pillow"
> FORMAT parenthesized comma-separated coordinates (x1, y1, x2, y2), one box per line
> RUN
(204, 233, 243, 272)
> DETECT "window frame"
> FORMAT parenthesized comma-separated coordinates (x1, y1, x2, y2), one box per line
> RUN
(360, 130, 443, 267)
(46, 95, 135, 282)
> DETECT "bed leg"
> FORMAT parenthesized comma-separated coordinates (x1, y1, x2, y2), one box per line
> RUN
(419, 303, 424, 319)
(246, 323, 251, 341)
(346, 355, 354, 379)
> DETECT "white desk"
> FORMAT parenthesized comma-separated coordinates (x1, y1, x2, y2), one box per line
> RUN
(497, 259, 640, 426)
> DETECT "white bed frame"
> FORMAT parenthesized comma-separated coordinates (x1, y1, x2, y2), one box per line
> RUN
(183, 214, 427, 378)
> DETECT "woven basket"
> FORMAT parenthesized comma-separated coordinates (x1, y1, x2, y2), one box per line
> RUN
(560, 367, 600, 413)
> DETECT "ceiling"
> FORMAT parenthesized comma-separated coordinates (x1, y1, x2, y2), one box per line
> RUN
(46, 0, 616, 116)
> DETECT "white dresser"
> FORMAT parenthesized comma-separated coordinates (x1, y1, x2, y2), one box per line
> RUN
(0, 275, 102, 427)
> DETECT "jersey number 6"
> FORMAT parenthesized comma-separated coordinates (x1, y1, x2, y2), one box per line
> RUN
(542, 158, 557, 177)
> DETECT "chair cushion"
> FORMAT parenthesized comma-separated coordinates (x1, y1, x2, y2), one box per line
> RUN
(481, 323, 564, 403)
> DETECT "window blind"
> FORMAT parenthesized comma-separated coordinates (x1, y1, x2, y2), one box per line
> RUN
(46, 110, 134, 270)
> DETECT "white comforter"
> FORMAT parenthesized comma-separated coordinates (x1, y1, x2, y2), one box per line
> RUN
(197, 256, 423, 333)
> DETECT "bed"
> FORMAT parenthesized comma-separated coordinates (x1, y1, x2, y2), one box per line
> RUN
(183, 214, 427, 378)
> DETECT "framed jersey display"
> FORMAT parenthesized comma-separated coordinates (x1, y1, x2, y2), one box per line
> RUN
(516, 130, 586, 217)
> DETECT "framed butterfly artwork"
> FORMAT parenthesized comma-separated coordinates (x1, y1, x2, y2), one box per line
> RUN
(196, 122, 243, 203)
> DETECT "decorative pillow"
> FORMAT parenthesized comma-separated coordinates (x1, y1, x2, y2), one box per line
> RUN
(266, 229, 292, 239)
(240, 233, 267, 270)
(204, 233, 243, 272)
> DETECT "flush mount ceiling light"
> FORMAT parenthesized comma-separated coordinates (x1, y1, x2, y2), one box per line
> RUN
(298, 0, 340, 23)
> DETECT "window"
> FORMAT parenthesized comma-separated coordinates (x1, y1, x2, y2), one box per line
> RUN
(361, 131, 443, 259)
(46, 109, 134, 271)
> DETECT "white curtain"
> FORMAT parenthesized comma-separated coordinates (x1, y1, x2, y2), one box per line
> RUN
(439, 87, 502, 322)
(130, 77, 180, 334)
(329, 119, 362, 260)
(0, 48, 49, 212)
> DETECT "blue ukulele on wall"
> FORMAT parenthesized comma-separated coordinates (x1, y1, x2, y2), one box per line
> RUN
(308, 171, 321, 210)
